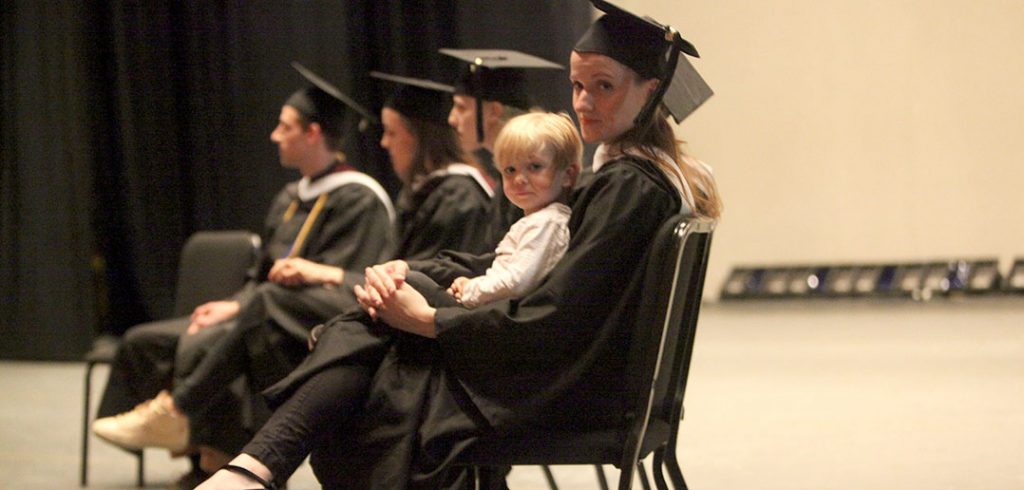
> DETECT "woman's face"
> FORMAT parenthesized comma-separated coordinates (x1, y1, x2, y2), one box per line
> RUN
(570, 51, 657, 144)
(380, 108, 418, 182)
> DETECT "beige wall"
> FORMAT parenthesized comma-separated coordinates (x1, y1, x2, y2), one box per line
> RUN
(615, 0, 1024, 298)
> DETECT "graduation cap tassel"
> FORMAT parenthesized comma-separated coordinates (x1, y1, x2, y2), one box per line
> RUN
(633, 27, 681, 127)
(475, 95, 485, 143)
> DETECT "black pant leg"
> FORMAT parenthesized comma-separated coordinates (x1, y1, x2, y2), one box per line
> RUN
(241, 363, 373, 484)
(172, 316, 250, 415)
(97, 316, 189, 417)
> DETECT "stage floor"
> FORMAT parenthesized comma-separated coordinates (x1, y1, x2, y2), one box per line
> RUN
(2, 297, 1023, 489)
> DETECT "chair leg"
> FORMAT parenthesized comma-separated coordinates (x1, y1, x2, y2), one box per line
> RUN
(616, 461, 633, 490)
(471, 466, 510, 490)
(593, 465, 609, 490)
(81, 362, 94, 487)
(652, 450, 668, 490)
(135, 450, 145, 487)
(661, 446, 686, 490)
(541, 465, 558, 489)
(636, 461, 652, 490)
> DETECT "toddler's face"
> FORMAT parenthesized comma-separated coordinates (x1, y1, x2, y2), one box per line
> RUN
(499, 150, 574, 215)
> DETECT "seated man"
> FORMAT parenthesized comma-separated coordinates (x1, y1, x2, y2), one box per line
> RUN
(92, 63, 394, 485)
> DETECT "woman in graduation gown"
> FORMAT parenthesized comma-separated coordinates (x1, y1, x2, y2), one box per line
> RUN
(197, 5, 722, 489)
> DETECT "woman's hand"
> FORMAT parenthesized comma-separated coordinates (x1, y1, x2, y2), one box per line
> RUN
(355, 281, 437, 338)
(187, 300, 241, 334)
(447, 276, 471, 301)
(268, 258, 344, 287)
(358, 261, 410, 305)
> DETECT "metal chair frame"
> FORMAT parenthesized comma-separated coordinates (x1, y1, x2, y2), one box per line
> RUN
(458, 215, 715, 490)
(79, 230, 260, 487)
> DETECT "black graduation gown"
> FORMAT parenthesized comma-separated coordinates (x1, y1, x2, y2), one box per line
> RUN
(394, 172, 495, 261)
(238, 178, 395, 387)
(262, 169, 496, 400)
(184, 176, 395, 453)
(274, 155, 682, 488)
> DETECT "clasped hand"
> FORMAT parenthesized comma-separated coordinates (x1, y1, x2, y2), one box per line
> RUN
(268, 257, 343, 287)
(353, 260, 437, 338)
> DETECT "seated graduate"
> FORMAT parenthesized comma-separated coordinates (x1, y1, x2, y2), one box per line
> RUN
(91, 66, 496, 480)
(197, 2, 722, 488)
(91, 61, 395, 484)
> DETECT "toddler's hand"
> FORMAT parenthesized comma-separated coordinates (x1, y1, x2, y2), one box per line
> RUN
(447, 276, 471, 301)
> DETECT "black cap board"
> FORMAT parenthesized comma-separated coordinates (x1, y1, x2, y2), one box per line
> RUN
(440, 48, 563, 142)
(574, 0, 712, 124)
(369, 71, 454, 126)
(288, 61, 379, 127)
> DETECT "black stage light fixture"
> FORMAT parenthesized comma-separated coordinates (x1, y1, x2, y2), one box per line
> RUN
(852, 264, 899, 296)
(823, 265, 857, 296)
(721, 267, 764, 299)
(1005, 259, 1024, 292)
(921, 261, 952, 299)
(965, 259, 1001, 293)
(894, 263, 928, 298)
(787, 266, 829, 297)
(762, 268, 792, 297)
(786, 267, 812, 296)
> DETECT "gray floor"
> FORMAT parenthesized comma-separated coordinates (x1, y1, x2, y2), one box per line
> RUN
(2, 298, 1023, 489)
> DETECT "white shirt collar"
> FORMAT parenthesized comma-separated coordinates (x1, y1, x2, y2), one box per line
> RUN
(296, 171, 397, 222)
(413, 163, 495, 199)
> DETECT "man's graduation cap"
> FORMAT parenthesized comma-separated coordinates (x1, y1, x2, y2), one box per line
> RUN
(369, 71, 454, 126)
(440, 48, 563, 142)
(288, 62, 378, 135)
(574, 0, 713, 124)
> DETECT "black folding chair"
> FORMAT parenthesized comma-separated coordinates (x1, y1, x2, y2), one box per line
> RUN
(80, 230, 261, 487)
(455, 215, 715, 490)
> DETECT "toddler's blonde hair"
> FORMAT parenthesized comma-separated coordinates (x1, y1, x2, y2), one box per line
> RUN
(494, 112, 583, 176)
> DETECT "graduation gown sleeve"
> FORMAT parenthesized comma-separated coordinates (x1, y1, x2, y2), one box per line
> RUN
(407, 250, 497, 288)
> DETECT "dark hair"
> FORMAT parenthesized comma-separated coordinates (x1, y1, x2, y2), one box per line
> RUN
(294, 111, 345, 154)
(398, 114, 467, 183)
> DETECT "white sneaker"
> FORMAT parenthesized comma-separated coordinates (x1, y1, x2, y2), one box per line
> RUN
(92, 390, 189, 453)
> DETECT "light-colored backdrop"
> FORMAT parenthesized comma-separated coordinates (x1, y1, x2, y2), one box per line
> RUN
(614, 0, 1024, 298)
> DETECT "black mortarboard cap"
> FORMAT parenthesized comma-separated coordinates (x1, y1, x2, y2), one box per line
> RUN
(288, 62, 378, 130)
(574, 0, 712, 124)
(369, 71, 454, 126)
(440, 49, 563, 141)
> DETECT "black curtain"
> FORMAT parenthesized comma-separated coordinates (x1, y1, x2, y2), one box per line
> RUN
(1, 0, 590, 361)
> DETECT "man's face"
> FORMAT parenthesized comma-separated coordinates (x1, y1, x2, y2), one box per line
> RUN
(270, 105, 310, 168)
(448, 94, 481, 153)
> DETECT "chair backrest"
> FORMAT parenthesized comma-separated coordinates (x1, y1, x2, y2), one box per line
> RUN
(172, 230, 262, 316)
(620, 215, 715, 471)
